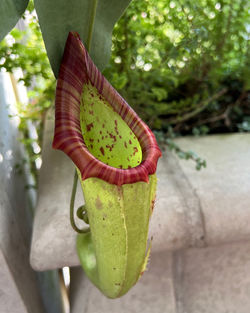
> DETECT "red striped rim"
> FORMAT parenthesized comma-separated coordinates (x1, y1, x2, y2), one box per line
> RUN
(53, 32, 161, 186)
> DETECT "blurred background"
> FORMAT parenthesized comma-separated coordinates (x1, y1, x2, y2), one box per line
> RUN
(0, 0, 249, 180)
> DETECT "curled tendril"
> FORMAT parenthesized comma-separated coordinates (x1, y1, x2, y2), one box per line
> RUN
(77, 205, 89, 224)
(70, 170, 90, 233)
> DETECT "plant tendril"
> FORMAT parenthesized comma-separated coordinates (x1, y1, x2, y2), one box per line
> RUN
(70, 170, 90, 233)
(69, 1, 98, 233)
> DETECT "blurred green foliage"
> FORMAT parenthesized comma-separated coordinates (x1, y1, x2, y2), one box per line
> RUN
(0, 0, 249, 173)
(104, 0, 250, 134)
(0, 2, 55, 177)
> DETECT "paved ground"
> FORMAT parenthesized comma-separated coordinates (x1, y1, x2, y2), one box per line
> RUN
(70, 242, 250, 313)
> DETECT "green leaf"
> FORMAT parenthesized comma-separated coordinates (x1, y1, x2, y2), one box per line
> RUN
(152, 87, 168, 101)
(34, 0, 132, 77)
(0, 0, 29, 41)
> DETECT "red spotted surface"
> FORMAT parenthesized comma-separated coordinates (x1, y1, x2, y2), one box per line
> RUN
(53, 32, 162, 186)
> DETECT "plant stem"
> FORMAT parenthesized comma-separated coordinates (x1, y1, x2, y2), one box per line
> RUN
(168, 88, 228, 125)
(86, 0, 98, 51)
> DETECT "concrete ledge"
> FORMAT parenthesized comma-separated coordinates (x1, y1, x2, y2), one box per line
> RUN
(175, 134, 250, 246)
(30, 112, 250, 270)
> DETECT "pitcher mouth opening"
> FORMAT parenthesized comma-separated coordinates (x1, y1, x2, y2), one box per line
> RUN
(80, 81, 142, 170)
(53, 32, 161, 186)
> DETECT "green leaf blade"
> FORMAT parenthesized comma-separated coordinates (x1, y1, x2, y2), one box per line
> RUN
(34, 0, 132, 77)
(0, 0, 29, 41)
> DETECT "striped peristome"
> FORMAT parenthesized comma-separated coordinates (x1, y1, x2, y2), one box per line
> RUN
(53, 31, 161, 185)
